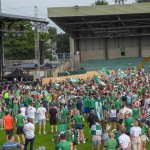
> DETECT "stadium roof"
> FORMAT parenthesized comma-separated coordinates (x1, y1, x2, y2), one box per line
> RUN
(0, 13, 48, 24)
(48, 3, 150, 18)
(48, 3, 150, 38)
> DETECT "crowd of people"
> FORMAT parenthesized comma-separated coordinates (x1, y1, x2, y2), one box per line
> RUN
(0, 69, 150, 150)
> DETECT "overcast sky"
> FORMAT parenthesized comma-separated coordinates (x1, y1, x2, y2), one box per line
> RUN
(1, 0, 134, 32)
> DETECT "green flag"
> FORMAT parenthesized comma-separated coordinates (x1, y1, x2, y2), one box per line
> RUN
(101, 68, 110, 75)
(105, 70, 110, 75)
(53, 83, 59, 89)
(94, 74, 106, 85)
(14, 90, 20, 96)
(94, 74, 100, 84)
(118, 69, 127, 78)
(66, 71, 70, 75)
(57, 124, 68, 132)
(70, 78, 79, 83)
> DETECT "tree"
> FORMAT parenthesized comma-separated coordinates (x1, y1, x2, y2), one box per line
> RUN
(42, 32, 52, 60)
(4, 21, 34, 60)
(135, 0, 150, 3)
(48, 27, 57, 40)
(56, 33, 70, 53)
(4, 21, 50, 60)
(47, 27, 70, 54)
(94, 0, 109, 5)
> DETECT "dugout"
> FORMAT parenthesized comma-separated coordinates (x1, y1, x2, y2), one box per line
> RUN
(48, 3, 150, 62)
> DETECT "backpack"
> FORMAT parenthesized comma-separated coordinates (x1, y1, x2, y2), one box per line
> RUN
(77, 99, 82, 110)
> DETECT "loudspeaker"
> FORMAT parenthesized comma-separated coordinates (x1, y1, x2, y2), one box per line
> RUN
(121, 52, 125, 56)
(39, 35, 44, 65)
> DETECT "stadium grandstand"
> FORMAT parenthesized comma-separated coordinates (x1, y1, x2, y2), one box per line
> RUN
(48, 3, 150, 72)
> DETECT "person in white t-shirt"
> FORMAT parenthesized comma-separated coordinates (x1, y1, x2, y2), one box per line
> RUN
(27, 103, 36, 124)
(24, 117, 35, 150)
(144, 94, 150, 110)
(130, 120, 142, 150)
(118, 128, 131, 150)
(37, 103, 47, 135)
(118, 104, 132, 124)
(20, 104, 26, 117)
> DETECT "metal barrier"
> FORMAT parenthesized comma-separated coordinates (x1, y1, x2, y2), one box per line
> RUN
(0, 81, 39, 89)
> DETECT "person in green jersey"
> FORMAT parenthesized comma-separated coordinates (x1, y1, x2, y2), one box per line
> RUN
(105, 133, 118, 150)
(35, 98, 40, 110)
(9, 99, 13, 113)
(124, 113, 134, 136)
(95, 98, 103, 121)
(112, 124, 121, 147)
(0, 106, 5, 129)
(138, 120, 148, 150)
(71, 98, 77, 108)
(3, 90, 9, 107)
(13, 98, 19, 117)
(66, 126, 74, 150)
(110, 98, 115, 106)
(102, 96, 108, 120)
(50, 99, 57, 108)
(15, 110, 25, 144)
(60, 105, 67, 124)
(115, 98, 121, 114)
(89, 95, 95, 110)
(72, 110, 85, 144)
(137, 88, 142, 96)
(25, 94, 32, 106)
(72, 124, 78, 150)
(57, 134, 71, 150)
(83, 96, 90, 119)
(52, 130, 60, 150)
(91, 117, 102, 150)
(132, 103, 140, 119)
(34, 98, 40, 124)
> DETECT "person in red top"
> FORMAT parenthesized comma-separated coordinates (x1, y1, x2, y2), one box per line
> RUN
(3, 112, 14, 140)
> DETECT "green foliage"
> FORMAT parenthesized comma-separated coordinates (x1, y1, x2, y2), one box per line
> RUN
(4, 21, 50, 60)
(56, 33, 70, 53)
(42, 32, 52, 60)
(45, 50, 53, 61)
(95, 0, 109, 5)
(48, 27, 57, 40)
(4, 21, 34, 60)
(48, 27, 70, 54)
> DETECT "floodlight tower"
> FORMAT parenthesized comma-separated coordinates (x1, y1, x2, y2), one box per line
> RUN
(34, 6, 39, 63)
(0, 0, 1, 13)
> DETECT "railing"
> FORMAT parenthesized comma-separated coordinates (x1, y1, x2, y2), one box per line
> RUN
(137, 57, 150, 70)
(51, 60, 71, 77)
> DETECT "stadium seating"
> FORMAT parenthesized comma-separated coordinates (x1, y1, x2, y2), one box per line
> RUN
(80, 57, 143, 71)
(144, 60, 150, 72)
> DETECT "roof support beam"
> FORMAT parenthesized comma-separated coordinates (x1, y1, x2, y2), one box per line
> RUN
(73, 25, 150, 32)
(74, 33, 150, 39)
(61, 17, 150, 25)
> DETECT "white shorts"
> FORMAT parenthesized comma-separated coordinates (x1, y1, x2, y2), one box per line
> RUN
(38, 119, 46, 126)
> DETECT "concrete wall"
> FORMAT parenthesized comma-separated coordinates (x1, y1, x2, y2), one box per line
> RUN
(77, 36, 150, 61)
(51, 60, 71, 77)
(107, 37, 139, 59)
(79, 39, 106, 61)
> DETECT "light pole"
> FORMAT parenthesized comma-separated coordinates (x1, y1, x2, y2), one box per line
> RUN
(0, 0, 1, 13)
